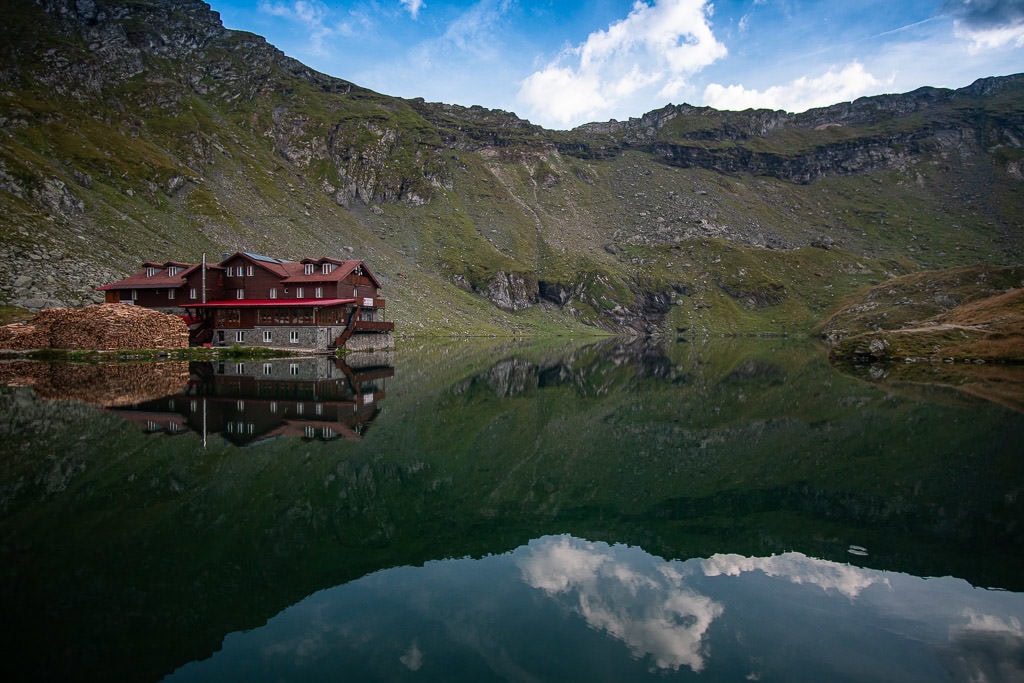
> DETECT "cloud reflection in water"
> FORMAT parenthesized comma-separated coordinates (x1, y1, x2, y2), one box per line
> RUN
(164, 535, 1024, 682)
(518, 536, 722, 672)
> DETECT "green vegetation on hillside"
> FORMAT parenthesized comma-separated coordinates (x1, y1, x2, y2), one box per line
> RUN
(0, 0, 1021, 343)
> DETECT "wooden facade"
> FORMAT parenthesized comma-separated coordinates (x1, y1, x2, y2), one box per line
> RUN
(98, 252, 394, 350)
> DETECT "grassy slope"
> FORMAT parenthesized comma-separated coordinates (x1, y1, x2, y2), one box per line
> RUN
(0, 1, 1022, 340)
(817, 265, 1024, 361)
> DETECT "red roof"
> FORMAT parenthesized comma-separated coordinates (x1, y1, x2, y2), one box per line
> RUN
(183, 298, 357, 308)
(97, 262, 224, 291)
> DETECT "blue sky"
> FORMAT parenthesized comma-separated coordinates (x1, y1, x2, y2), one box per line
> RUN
(208, 0, 1024, 129)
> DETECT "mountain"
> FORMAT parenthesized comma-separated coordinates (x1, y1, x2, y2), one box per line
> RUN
(1, 0, 1022, 338)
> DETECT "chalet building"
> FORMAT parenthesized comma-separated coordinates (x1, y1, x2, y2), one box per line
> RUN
(98, 252, 394, 351)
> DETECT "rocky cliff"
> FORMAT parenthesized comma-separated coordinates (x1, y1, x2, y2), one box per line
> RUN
(1, 0, 1022, 337)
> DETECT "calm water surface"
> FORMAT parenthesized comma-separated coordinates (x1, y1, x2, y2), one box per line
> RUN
(1, 339, 1022, 682)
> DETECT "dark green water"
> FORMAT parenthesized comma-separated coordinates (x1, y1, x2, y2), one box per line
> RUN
(1, 339, 1022, 682)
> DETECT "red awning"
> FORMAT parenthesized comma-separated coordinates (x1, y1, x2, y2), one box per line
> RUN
(183, 298, 357, 308)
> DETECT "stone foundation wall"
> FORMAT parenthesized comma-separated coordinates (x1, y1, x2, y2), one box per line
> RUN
(344, 332, 395, 353)
(213, 325, 346, 350)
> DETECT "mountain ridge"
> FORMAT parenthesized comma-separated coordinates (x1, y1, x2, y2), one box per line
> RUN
(1, 0, 1022, 339)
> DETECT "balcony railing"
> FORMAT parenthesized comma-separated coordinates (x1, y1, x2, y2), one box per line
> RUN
(352, 320, 395, 333)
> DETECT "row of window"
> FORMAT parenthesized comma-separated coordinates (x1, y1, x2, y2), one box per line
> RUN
(236, 286, 327, 300)
(227, 262, 336, 278)
(145, 262, 341, 281)
(199, 397, 327, 415)
(145, 266, 183, 278)
(128, 286, 339, 301)
(304, 262, 336, 275)
(223, 423, 338, 439)
(230, 330, 302, 344)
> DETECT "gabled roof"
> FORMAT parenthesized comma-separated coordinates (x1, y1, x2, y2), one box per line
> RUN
(280, 259, 382, 287)
(97, 262, 224, 291)
(219, 251, 293, 277)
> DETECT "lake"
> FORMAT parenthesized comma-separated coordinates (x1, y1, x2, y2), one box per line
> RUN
(1, 339, 1022, 682)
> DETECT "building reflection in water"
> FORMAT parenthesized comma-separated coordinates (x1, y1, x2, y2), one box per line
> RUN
(107, 355, 393, 446)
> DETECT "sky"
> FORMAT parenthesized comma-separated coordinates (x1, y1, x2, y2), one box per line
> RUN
(207, 0, 1024, 129)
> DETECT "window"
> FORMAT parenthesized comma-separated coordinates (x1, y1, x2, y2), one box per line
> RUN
(235, 362, 244, 373)
(168, 288, 176, 300)
(289, 331, 299, 345)
(258, 309, 273, 325)
(189, 287, 197, 300)
(262, 330, 272, 343)
(304, 426, 316, 438)
(236, 289, 244, 300)
(314, 287, 323, 298)
(236, 400, 245, 411)
(269, 287, 277, 299)
(289, 362, 299, 374)
(322, 263, 333, 274)
(246, 265, 254, 277)
(130, 289, 138, 301)
(304, 263, 315, 275)
(295, 287, 304, 298)
(315, 403, 323, 416)
(168, 266, 180, 276)
(296, 402, 304, 415)
(269, 401, 278, 414)
(235, 331, 244, 343)
(262, 362, 272, 375)
(146, 267, 158, 277)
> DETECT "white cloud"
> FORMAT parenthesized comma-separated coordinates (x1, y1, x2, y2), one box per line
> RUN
(400, 0, 425, 20)
(519, 536, 723, 672)
(701, 552, 889, 599)
(954, 20, 1024, 51)
(441, 0, 513, 57)
(702, 62, 890, 113)
(517, 0, 727, 128)
(257, 0, 354, 56)
(961, 609, 1024, 635)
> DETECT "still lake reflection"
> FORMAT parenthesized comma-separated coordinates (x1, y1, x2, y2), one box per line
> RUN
(1, 339, 1022, 682)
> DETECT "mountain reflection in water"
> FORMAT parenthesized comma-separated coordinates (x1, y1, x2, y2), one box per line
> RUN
(165, 536, 1024, 683)
(1, 338, 1022, 682)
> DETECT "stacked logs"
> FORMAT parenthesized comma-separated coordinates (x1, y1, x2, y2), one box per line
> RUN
(0, 304, 189, 350)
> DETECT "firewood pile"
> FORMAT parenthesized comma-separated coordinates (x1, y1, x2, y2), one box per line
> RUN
(0, 304, 188, 350)
(0, 360, 189, 406)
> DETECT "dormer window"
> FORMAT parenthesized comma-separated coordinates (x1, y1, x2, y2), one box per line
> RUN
(167, 266, 180, 276)
(145, 267, 158, 277)
(304, 263, 315, 275)
(321, 263, 333, 274)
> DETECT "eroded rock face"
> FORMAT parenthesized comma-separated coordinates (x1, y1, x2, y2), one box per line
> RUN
(484, 271, 538, 312)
